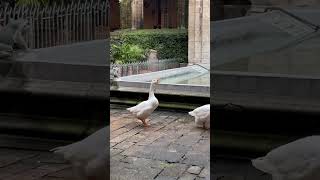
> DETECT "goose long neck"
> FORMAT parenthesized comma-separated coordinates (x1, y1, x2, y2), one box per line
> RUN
(149, 83, 155, 99)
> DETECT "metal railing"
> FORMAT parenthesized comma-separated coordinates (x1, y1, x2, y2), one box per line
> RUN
(111, 59, 184, 77)
(0, 0, 109, 49)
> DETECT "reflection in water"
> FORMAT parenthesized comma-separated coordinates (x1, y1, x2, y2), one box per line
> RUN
(160, 72, 209, 85)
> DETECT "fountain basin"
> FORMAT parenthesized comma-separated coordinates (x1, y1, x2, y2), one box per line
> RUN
(113, 64, 210, 97)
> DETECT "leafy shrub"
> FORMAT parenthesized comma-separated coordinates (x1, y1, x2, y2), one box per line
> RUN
(111, 42, 146, 64)
(111, 29, 188, 63)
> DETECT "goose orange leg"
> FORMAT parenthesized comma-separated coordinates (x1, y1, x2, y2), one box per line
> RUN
(203, 122, 210, 130)
(140, 119, 149, 127)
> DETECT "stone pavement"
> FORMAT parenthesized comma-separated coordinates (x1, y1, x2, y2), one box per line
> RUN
(110, 105, 273, 180)
(110, 105, 210, 180)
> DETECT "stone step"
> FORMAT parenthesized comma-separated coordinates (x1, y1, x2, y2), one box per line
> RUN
(111, 89, 209, 111)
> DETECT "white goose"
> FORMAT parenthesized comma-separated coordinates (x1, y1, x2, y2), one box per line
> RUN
(189, 104, 210, 129)
(252, 136, 320, 180)
(51, 126, 108, 180)
(127, 78, 160, 127)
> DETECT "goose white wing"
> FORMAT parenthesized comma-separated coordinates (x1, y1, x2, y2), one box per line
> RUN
(127, 97, 159, 120)
(127, 100, 150, 114)
(189, 104, 210, 119)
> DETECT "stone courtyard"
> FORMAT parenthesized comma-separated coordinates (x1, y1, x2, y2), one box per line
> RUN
(110, 105, 272, 180)
(110, 105, 210, 180)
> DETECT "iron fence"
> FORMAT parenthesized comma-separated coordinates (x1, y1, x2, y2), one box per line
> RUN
(0, 0, 109, 49)
(111, 59, 184, 77)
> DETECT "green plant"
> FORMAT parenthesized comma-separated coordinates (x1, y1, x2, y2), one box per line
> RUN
(111, 43, 146, 64)
(111, 29, 188, 63)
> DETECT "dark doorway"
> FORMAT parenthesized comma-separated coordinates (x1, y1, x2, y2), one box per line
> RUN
(143, 0, 187, 29)
(212, 0, 252, 21)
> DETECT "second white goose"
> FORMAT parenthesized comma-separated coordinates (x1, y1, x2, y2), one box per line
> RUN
(189, 104, 210, 129)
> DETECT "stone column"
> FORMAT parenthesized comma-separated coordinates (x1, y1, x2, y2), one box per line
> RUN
(131, 0, 144, 29)
(188, 0, 210, 65)
(201, 0, 210, 64)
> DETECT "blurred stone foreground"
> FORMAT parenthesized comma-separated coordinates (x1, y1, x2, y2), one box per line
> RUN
(251, 0, 320, 7)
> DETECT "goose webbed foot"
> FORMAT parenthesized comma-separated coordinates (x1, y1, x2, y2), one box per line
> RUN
(140, 119, 149, 127)
(203, 122, 209, 130)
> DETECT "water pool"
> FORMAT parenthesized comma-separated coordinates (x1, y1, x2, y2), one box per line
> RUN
(113, 64, 210, 96)
(160, 71, 209, 85)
